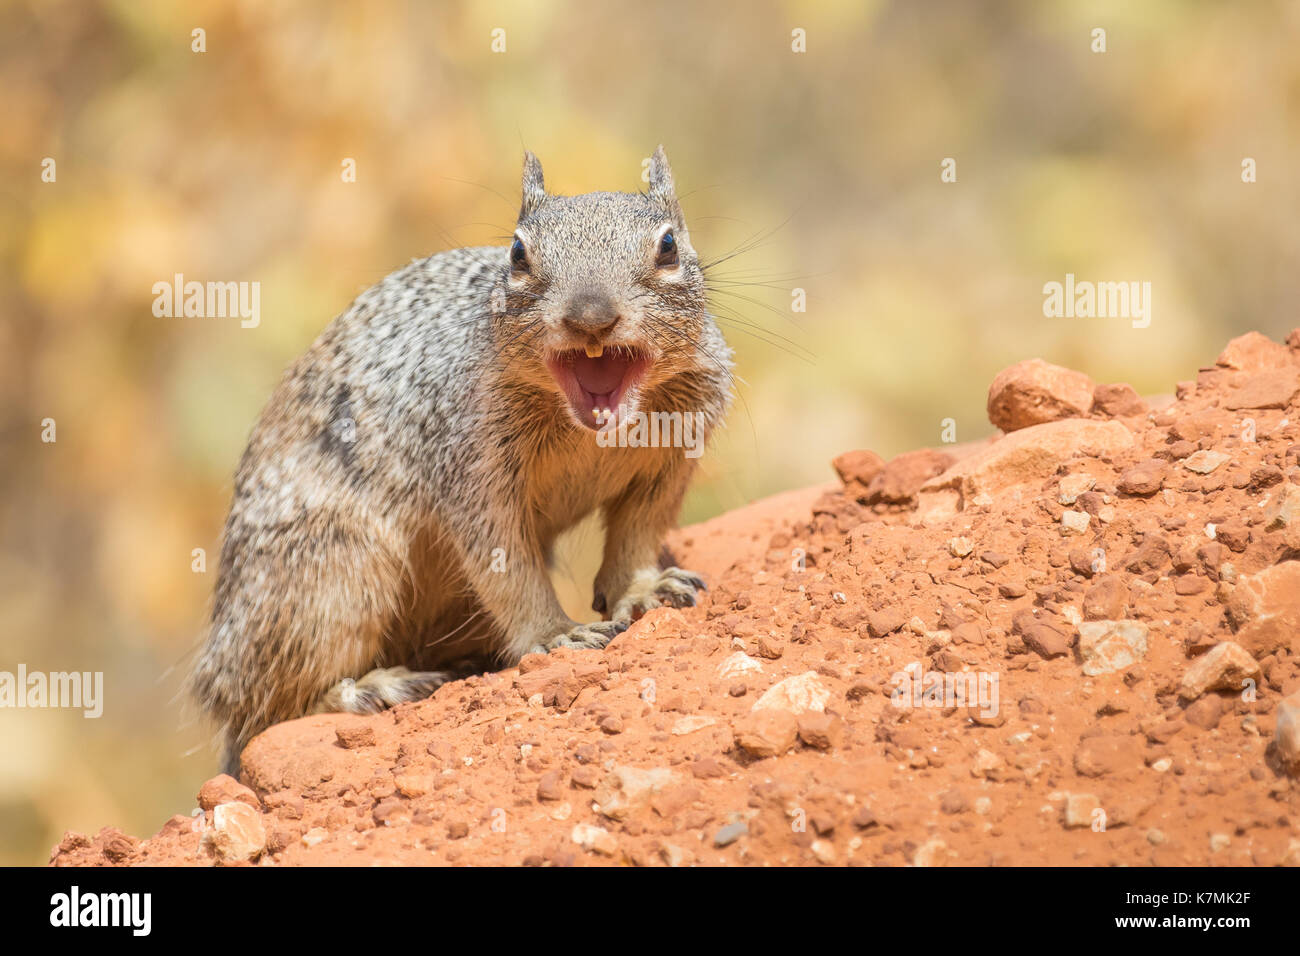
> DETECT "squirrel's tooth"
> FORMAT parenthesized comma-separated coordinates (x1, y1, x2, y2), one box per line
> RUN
(585, 343, 604, 358)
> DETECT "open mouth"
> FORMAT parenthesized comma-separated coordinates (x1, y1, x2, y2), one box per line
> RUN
(545, 345, 651, 430)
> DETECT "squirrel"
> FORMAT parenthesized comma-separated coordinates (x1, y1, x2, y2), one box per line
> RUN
(189, 147, 733, 773)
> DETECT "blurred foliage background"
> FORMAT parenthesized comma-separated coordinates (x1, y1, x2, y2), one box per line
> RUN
(3, 0, 1299, 864)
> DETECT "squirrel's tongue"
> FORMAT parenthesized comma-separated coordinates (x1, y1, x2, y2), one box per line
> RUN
(570, 352, 632, 395)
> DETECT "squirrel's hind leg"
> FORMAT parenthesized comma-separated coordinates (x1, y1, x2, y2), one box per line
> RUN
(312, 666, 450, 715)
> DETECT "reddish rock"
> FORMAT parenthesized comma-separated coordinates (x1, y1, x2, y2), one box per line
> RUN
(866, 606, 907, 638)
(1075, 490, 1107, 515)
(1125, 535, 1171, 573)
(796, 711, 845, 750)
(1172, 540, 1199, 573)
(733, 709, 798, 758)
(1179, 641, 1261, 701)
(1117, 458, 1166, 496)
(571, 765, 600, 788)
(987, 358, 1096, 432)
(1224, 561, 1300, 657)
(98, 828, 140, 863)
(922, 419, 1134, 505)
(372, 798, 411, 827)
(1082, 576, 1129, 621)
(852, 806, 879, 829)
(599, 715, 624, 735)
(939, 789, 969, 814)
(1183, 694, 1224, 730)
(1074, 733, 1143, 778)
(1158, 439, 1197, 462)
(238, 718, 349, 794)
(688, 758, 727, 780)
(1143, 719, 1184, 745)
(1013, 610, 1071, 659)
(1213, 520, 1250, 552)
(514, 659, 608, 710)
(1275, 691, 1300, 774)
(1264, 483, 1300, 530)
(1092, 382, 1149, 417)
(1222, 368, 1300, 410)
(394, 772, 434, 797)
(1216, 331, 1294, 372)
(335, 723, 377, 750)
(1068, 548, 1098, 578)
(198, 774, 260, 812)
(865, 449, 954, 504)
(536, 770, 564, 801)
(832, 449, 885, 491)
(1251, 465, 1286, 492)
(1196, 541, 1223, 578)
(55, 831, 92, 855)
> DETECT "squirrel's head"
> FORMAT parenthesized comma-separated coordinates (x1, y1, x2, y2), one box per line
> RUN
(492, 146, 716, 432)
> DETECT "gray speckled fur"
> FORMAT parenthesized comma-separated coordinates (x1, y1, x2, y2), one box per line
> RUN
(189, 148, 732, 771)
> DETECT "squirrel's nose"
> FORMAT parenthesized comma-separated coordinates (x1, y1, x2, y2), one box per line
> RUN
(562, 292, 620, 338)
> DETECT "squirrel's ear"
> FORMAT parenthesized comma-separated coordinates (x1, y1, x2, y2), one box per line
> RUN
(648, 145, 688, 236)
(520, 151, 545, 217)
(647, 145, 677, 201)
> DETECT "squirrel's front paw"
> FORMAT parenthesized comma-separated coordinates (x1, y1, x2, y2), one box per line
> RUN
(608, 567, 707, 623)
(528, 620, 627, 656)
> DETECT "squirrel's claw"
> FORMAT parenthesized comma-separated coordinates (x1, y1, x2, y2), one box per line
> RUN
(611, 566, 708, 621)
(528, 620, 627, 656)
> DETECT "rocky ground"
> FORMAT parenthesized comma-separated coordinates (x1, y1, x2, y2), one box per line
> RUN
(51, 331, 1300, 867)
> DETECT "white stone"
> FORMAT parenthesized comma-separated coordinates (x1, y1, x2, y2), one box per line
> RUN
(751, 671, 832, 715)
(1078, 620, 1149, 676)
(204, 801, 266, 862)
(716, 651, 762, 680)
(1058, 473, 1096, 505)
(593, 766, 676, 820)
(571, 823, 617, 856)
(670, 715, 718, 736)
(1184, 450, 1229, 474)
(1061, 510, 1090, 534)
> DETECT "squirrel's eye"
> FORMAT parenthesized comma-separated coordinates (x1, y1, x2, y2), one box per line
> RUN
(656, 229, 678, 268)
(510, 236, 528, 271)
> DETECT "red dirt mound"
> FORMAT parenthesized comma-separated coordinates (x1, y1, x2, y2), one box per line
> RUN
(52, 331, 1300, 866)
